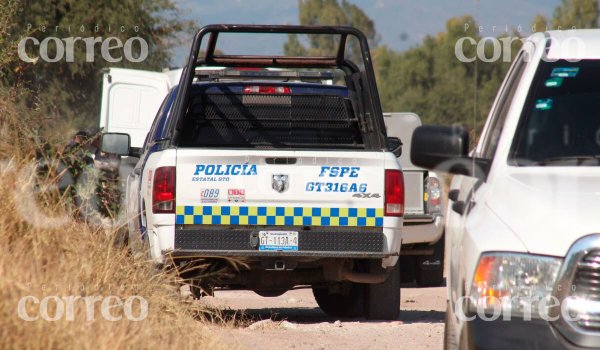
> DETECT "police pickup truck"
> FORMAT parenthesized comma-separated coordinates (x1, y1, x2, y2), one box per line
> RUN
(101, 25, 404, 320)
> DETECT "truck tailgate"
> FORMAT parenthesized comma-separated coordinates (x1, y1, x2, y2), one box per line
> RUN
(175, 149, 385, 228)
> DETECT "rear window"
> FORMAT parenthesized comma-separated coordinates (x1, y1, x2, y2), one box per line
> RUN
(177, 86, 365, 149)
(511, 59, 600, 166)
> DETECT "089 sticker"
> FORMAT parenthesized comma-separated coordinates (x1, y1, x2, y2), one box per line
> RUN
(200, 188, 220, 203)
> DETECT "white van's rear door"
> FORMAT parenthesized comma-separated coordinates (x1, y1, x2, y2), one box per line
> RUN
(99, 68, 172, 148)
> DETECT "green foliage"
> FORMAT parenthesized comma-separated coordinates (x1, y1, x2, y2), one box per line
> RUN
(552, 0, 598, 29)
(284, 1, 515, 129)
(374, 16, 514, 127)
(1, 0, 193, 129)
(284, 0, 379, 61)
(531, 14, 550, 32)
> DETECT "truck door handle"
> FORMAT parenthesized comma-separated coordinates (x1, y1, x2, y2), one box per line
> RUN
(448, 189, 460, 201)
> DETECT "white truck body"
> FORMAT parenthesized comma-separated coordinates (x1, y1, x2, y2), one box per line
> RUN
(99, 70, 445, 287)
(139, 148, 403, 265)
(411, 30, 600, 348)
(98, 73, 435, 238)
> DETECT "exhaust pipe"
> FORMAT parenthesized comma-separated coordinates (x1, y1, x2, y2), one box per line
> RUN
(341, 269, 390, 284)
(323, 261, 391, 284)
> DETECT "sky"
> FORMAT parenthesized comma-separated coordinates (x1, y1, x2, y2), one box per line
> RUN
(171, 0, 562, 66)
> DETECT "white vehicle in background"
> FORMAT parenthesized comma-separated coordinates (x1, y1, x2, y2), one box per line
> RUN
(385, 113, 445, 287)
(99, 67, 182, 151)
(412, 30, 600, 349)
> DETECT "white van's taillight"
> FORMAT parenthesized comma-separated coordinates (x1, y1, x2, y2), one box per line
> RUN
(384, 169, 404, 217)
(153, 166, 176, 214)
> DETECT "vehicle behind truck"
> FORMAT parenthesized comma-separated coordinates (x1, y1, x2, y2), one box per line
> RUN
(384, 113, 445, 287)
(412, 30, 600, 349)
(103, 25, 405, 320)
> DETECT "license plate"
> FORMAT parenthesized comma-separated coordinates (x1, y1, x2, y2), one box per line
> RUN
(258, 231, 298, 251)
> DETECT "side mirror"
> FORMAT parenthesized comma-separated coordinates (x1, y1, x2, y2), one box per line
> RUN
(410, 125, 469, 169)
(387, 137, 402, 158)
(410, 125, 489, 177)
(101, 133, 131, 157)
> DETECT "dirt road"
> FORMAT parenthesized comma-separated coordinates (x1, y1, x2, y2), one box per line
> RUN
(203, 284, 445, 350)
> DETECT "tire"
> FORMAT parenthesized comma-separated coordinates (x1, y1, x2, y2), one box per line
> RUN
(399, 255, 415, 283)
(312, 283, 364, 318)
(444, 301, 459, 350)
(364, 260, 400, 320)
(415, 232, 445, 287)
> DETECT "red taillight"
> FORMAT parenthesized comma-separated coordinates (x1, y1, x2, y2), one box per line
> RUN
(385, 169, 404, 217)
(152, 166, 176, 214)
(243, 85, 291, 94)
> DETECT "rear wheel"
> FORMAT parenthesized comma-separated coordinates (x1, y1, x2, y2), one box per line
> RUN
(364, 260, 400, 320)
(415, 233, 445, 287)
(312, 283, 364, 318)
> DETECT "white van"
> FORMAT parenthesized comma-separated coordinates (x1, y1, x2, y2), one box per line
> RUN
(99, 68, 182, 150)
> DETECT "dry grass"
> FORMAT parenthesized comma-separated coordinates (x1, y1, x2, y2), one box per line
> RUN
(0, 88, 238, 349)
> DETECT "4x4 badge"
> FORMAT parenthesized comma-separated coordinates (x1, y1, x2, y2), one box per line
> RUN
(272, 174, 289, 193)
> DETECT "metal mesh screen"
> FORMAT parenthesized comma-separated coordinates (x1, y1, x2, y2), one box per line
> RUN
(178, 93, 364, 148)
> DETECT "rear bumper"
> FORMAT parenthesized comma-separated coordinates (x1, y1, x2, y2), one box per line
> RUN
(402, 213, 444, 245)
(175, 225, 384, 251)
(148, 224, 401, 266)
(168, 249, 395, 259)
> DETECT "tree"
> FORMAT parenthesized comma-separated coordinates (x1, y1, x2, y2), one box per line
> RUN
(284, 0, 379, 61)
(531, 14, 550, 32)
(1, 0, 193, 128)
(552, 0, 598, 29)
(373, 16, 512, 128)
